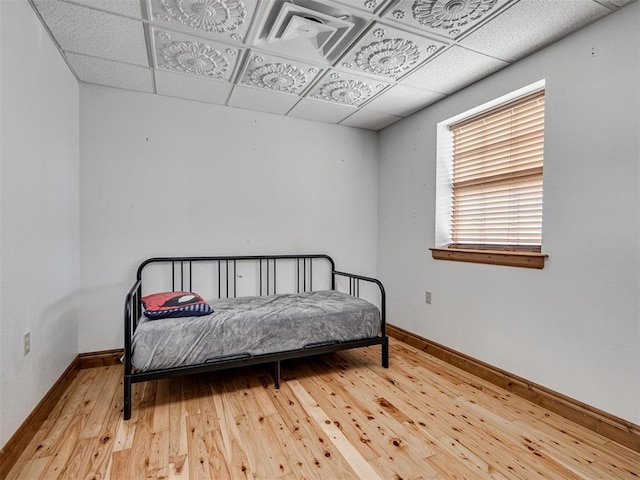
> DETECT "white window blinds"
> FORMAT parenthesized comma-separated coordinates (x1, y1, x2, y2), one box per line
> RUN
(449, 90, 545, 250)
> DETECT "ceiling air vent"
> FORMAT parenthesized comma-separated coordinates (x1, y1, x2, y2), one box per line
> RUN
(279, 15, 336, 50)
(256, 1, 368, 64)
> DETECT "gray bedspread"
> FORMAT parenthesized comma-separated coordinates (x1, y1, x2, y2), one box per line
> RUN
(131, 290, 381, 372)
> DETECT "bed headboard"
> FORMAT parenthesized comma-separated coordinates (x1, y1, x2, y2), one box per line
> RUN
(136, 254, 336, 299)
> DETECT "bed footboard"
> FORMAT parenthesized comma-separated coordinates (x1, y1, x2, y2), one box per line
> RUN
(123, 254, 388, 420)
(333, 270, 388, 368)
(123, 279, 142, 420)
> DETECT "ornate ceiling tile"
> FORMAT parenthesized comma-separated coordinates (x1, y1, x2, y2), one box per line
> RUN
(306, 71, 390, 107)
(338, 22, 447, 80)
(151, 27, 244, 81)
(382, 0, 515, 41)
(238, 52, 324, 95)
(148, 0, 259, 44)
(247, 64, 307, 93)
(161, 41, 230, 77)
(162, 0, 246, 32)
(319, 80, 372, 105)
(355, 39, 420, 77)
(413, 0, 497, 28)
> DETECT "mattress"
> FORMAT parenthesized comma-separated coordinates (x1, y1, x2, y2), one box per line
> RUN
(131, 290, 381, 372)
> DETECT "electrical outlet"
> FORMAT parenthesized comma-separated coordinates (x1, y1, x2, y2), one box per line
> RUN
(23, 332, 31, 356)
(425, 291, 432, 304)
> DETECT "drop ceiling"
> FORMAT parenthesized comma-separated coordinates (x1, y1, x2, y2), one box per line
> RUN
(31, 0, 635, 131)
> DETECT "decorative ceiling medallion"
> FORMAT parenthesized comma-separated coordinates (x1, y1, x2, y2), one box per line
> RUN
(355, 39, 420, 78)
(160, 0, 247, 33)
(161, 41, 230, 78)
(247, 63, 307, 93)
(317, 80, 372, 105)
(365, 0, 377, 8)
(412, 0, 497, 29)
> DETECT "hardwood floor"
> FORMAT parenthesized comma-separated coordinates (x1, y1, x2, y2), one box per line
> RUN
(6, 338, 640, 479)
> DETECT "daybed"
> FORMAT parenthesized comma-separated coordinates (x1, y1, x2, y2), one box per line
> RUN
(123, 254, 388, 420)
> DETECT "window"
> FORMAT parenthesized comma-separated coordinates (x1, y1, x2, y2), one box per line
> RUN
(431, 82, 548, 269)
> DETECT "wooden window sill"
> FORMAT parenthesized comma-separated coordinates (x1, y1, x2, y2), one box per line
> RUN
(430, 247, 548, 269)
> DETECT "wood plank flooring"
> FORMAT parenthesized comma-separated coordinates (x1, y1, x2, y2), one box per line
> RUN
(6, 338, 640, 479)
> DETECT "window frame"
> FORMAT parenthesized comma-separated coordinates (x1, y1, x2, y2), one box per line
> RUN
(432, 80, 548, 269)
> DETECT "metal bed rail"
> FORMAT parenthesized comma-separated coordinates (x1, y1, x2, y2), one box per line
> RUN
(333, 270, 387, 339)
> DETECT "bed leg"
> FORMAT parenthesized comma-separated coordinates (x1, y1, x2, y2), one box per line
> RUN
(274, 361, 281, 389)
(124, 376, 132, 420)
(382, 337, 389, 368)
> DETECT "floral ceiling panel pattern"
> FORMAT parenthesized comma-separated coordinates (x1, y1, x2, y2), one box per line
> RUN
(151, 27, 244, 81)
(308, 70, 391, 106)
(32, 0, 636, 130)
(337, 22, 447, 80)
(148, 0, 259, 44)
(238, 52, 324, 95)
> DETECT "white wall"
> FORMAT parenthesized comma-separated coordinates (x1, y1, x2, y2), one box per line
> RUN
(79, 85, 379, 352)
(378, 3, 640, 424)
(0, 0, 80, 446)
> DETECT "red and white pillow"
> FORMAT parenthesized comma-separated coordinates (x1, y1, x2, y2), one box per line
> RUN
(142, 291, 213, 319)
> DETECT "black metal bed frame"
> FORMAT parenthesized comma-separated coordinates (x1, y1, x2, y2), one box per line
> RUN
(123, 254, 388, 420)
